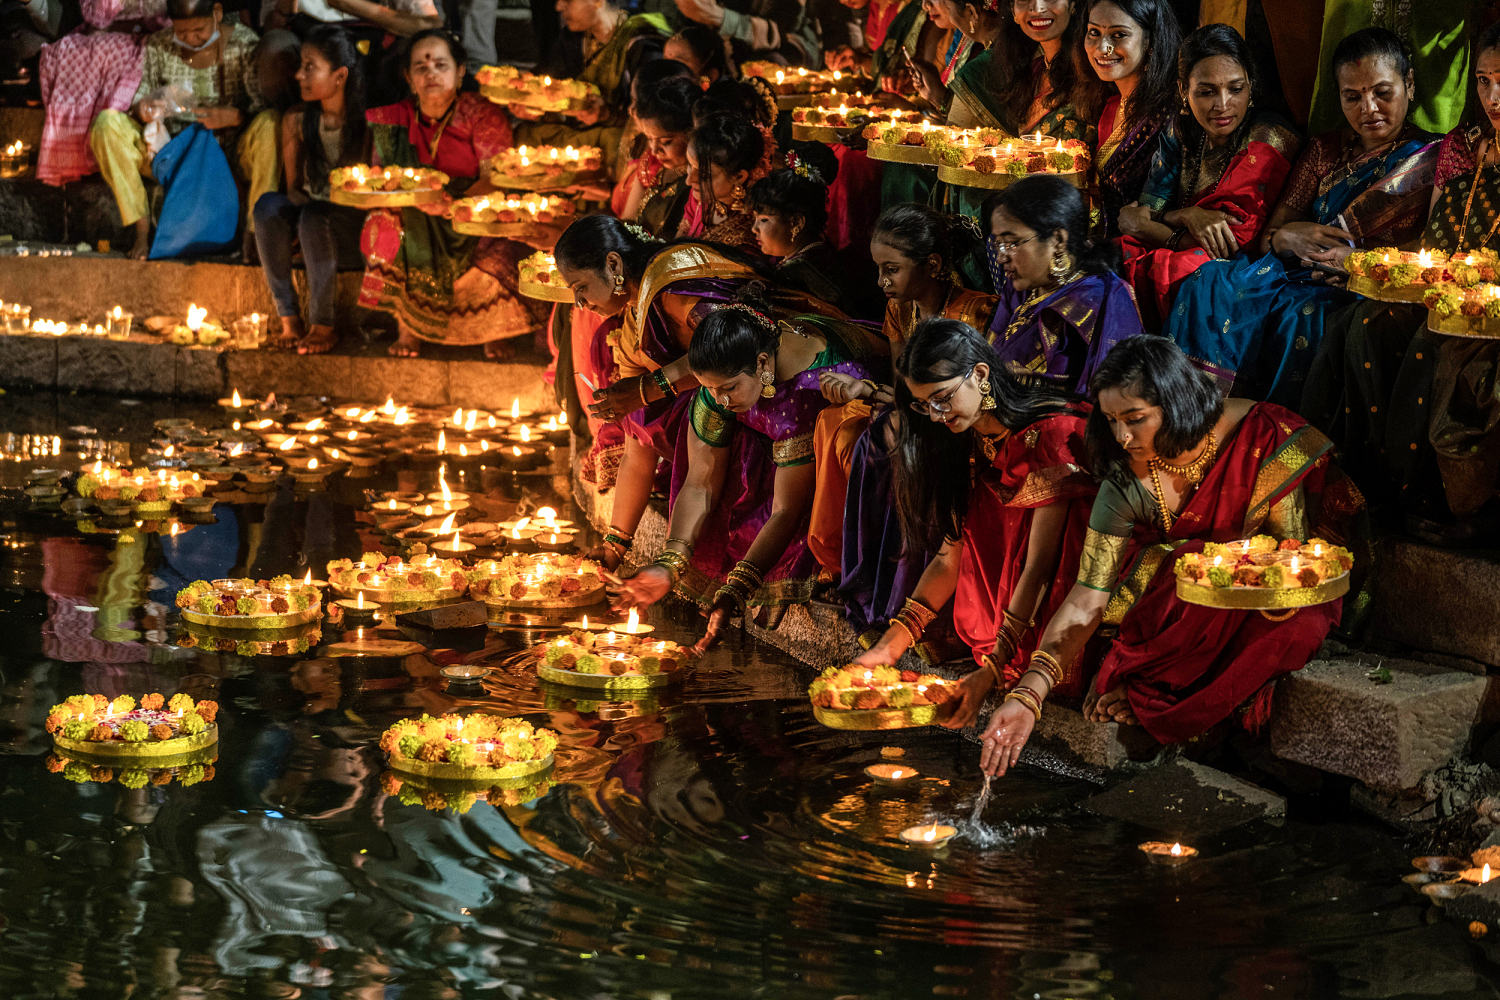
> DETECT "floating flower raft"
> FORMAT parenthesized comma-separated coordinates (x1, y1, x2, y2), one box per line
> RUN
(47, 693, 219, 760)
(176, 576, 323, 629)
(326, 552, 470, 604)
(533, 629, 688, 690)
(380, 713, 557, 783)
(468, 552, 606, 611)
(809, 665, 958, 730)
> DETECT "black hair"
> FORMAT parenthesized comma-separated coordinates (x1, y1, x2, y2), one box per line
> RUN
(1084, 335, 1223, 486)
(166, 0, 216, 18)
(984, 2, 1087, 134)
(872, 202, 982, 273)
(694, 78, 775, 127)
(1331, 26, 1412, 79)
(402, 28, 467, 73)
(1074, 0, 1182, 125)
(892, 318, 1077, 550)
(1177, 23, 1259, 134)
(690, 112, 766, 180)
(687, 286, 780, 377)
(632, 58, 694, 102)
(635, 75, 699, 134)
(670, 24, 736, 81)
(748, 143, 836, 234)
(982, 175, 1122, 274)
(554, 214, 658, 283)
(300, 26, 367, 182)
(1480, 20, 1500, 60)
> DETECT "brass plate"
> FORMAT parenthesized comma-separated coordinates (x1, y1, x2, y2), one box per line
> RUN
(389, 752, 554, 785)
(868, 142, 937, 165)
(451, 219, 555, 239)
(488, 166, 602, 192)
(53, 743, 218, 771)
(1428, 310, 1500, 340)
(1174, 572, 1350, 610)
(1348, 273, 1428, 303)
(55, 724, 219, 759)
(478, 83, 594, 112)
(484, 583, 606, 611)
(791, 123, 846, 143)
(520, 277, 574, 303)
(936, 164, 1084, 191)
(330, 187, 447, 209)
(537, 661, 678, 690)
(329, 584, 464, 605)
(813, 700, 955, 730)
(180, 605, 322, 630)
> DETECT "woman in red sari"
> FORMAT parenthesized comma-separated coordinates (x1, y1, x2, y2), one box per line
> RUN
(977, 336, 1365, 777)
(1116, 23, 1300, 328)
(853, 318, 1096, 727)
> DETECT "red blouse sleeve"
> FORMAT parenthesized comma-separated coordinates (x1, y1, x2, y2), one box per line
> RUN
(1434, 128, 1477, 190)
(461, 94, 514, 163)
(992, 410, 1095, 508)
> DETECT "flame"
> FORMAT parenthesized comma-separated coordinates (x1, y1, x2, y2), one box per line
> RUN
(163, 444, 175, 458)
(420, 504, 434, 516)
(510, 398, 521, 420)
(304, 569, 313, 584)
(1485, 864, 1493, 884)
(383, 396, 396, 414)
(438, 512, 456, 534)
(345, 406, 361, 418)
(307, 457, 318, 471)
(922, 824, 939, 842)
(440, 476, 452, 502)
(581, 614, 589, 629)
(359, 410, 376, 423)
(452, 407, 463, 427)
(356, 592, 365, 608)
(450, 529, 463, 548)
(393, 408, 410, 426)
(186, 304, 207, 331)
(488, 415, 498, 429)
(231, 388, 242, 407)
(626, 608, 640, 632)
(891, 769, 903, 779)
(537, 506, 557, 527)
(1170, 843, 1184, 857)
(279, 437, 298, 451)
(1418, 248, 1433, 268)
(437, 429, 446, 453)
(305, 418, 324, 431)
(459, 443, 469, 456)
(511, 516, 531, 538)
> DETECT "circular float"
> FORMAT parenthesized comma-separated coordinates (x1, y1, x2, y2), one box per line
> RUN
(475, 65, 599, 113)
(325, 553, 470, 606)
(487, 145, 604, 192)
(450, 192, 576, 238)
(330, 165, 449, 209)
(381, 713, 557, 784)
(468, 552, 607, 613)
(809, 665, 959, 730)
(518, 251, 572, 303)
(176, 577, 323, 630)
(47, 693, 220, 760)
(1173, 537, 1354, 612)
(532, 628, 688, 690)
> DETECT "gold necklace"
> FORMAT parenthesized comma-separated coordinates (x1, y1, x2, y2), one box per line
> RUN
(1145, 430, 1217, 531)
(1456, 134, 1500, 253)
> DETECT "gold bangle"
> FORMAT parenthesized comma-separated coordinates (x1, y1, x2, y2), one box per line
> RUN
(1003, 688, 1042, 722)
(900, 597, 938, 630)
(664, 536, 694, 556)
(1030, 649, 1066, 684)
(979, 653, 1003, 687)
(652, 548, 688, 583)
(888, 617, 917, 646)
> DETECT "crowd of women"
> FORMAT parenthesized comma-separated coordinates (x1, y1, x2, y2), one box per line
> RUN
(26, 0, 1500, 772)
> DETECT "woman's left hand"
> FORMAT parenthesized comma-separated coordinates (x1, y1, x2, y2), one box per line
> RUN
(609, 565, 673, 611)
(588, 377, 645, 422)
(569, 94, 607, 126)
(1176, 206, 1240, 259)
(818, 371, 868, 404)
(193, 106, 243, 130)
(977, 699, 1035, 777)
(507, 102, 544, 121)
(941, 668, 997, 730)
(1117, 202, 1152, 239)
(1305, 244, 1354, 272)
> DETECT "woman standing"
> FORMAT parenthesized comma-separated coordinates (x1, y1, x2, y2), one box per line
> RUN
(359, 30, 542, 359)
(1166, 27, 1438, 405)
(855, 319, 1097, 725)
(983, 175, 1142, 393)
(254, 26, 369, 355)
(609, 302, 882, 638)
(975, 337, 1364, 775)
(1117, 23, 1300, 329)
(1077, 0, 1180, 237)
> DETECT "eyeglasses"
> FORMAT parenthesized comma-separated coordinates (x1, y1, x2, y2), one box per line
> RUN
(909, 366, 975, 415)
(989, 234, 1037, 257)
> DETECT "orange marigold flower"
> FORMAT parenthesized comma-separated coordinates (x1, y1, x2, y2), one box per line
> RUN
(141, 693, 165, 710)
(89, 724, 114, 742)
(417, 739, 448, 762)
(195, 700, 219, 723)
(150, 723, 174, 740)
(44, 713, 65, 734)
(45, 755, 65, 773)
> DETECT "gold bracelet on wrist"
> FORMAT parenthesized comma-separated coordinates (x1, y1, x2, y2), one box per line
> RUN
(1030, 649, 1066, 685)
(979, 653, 1004, 687)
(888, 617, 917, 647)
(664, 536, 695, 556)
(652, 548, 688, 583)
(1004, 687, 1042, 722)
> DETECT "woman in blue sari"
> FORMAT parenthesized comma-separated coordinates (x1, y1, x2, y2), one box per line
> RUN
(1164, 28, 1438, 404)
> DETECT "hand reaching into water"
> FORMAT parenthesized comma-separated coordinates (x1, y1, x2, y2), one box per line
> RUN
(941, 667, 997, 730)
(977, 698, 1034, 777)
(609, 564, 672, 612)
(692, 599, 734, 654)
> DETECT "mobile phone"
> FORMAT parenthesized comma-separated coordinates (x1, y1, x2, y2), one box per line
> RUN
(1333, 213, 1356, 248)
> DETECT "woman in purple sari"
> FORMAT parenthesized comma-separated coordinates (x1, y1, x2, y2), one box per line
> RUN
(611, 303, 883, 641)
(984, 176, 1144, 393)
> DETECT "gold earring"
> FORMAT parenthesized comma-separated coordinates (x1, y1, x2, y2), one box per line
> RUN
(789, 220, 804, 241)
(978, 378, 995, 410)
(1051, 248, 1073, 281)
(612, 273, 624, 293)
(759, 368, 776, 398)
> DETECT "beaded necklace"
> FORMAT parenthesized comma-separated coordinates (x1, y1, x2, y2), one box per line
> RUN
(1145, 430, 1217, 531)
(1454, 133, 1500, 253)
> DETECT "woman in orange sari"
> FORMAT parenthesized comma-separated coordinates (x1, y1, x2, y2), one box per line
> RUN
(976, 336, 1365, 777)
(854, 318, 1096, 727)
(1116, 24, 1300, 329)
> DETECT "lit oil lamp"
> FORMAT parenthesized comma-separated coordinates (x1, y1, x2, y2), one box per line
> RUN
(335, 592, 379, 627)
(432, 529, 476, 560)
(534, 530, 577, 553)
(617, 607, 653, 636)
(864, 763, 919, 784)
(560, 613, 604, 631)
(1460, 863, 1495, 885)
(899, 822, 957, 848)
(1139, 841, 1198, 866)
(440, 664, 489, 684)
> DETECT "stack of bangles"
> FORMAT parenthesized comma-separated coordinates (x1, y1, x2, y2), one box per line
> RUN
(651, 542, 691, 583)
(887, 597, 937, 645)
(602, 525, 634, 557)
(713, 560, 764, 615)
(979, 609, 1032, 685)
(652, 369, 678, 399)
(1003, 649, 1066, 722)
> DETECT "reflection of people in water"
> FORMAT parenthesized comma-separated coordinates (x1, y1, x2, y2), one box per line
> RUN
(246, 479, 363, 579)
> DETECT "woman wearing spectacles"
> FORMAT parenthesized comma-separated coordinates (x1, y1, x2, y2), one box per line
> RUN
(984, 174, 1143, 393)
(853, 318, 1097, 731)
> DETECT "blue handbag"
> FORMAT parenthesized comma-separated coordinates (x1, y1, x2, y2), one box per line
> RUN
(148, 123, 239, 260)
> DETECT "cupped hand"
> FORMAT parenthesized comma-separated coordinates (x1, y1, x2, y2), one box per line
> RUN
(609, 565, 673, 611)
(977, 698, 1035, 777)
(570, 94, 607, 126)
(1177, 207, 1240, 259)
(588, 377, 645, 422)
(508, 102, 544, 121)
(940, 667, 997, 730)
(853, 640, 904, 668)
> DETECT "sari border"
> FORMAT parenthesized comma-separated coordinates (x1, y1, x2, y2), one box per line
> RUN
(1240, 424, 1333, 537)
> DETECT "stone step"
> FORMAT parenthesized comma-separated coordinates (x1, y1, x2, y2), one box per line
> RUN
(1364, 538, 1500, 669)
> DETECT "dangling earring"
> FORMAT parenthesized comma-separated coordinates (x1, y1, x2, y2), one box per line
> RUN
(968, 14, 978, 35)
(789, 220, 804, 242)
(612, 272, 625, 295)
(759, 368, 776, 398)
(1050, 248, 1074, 282)
(732, 184, 747, 211)
(978, 377, 995, 411)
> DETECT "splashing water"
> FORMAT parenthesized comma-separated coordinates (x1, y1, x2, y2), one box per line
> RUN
(969, 773, 993, 825)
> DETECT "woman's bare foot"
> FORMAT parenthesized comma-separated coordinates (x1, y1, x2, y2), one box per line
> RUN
(127, 220, 151, 260)
(298, 324, 337, 355)
(1088, 686, 1139, 726)
(275, 316, 305, 349)
(388, 331, 421, 358)
(483, 338, 517, 361)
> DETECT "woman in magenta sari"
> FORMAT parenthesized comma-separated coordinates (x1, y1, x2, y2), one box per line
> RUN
(1077, 0, 1180, 237)
(1117, 23, 1300, 329)
(975, 337, 1365, 777)
(359, 31, 543, 359)
(610, 303, 883, 640)
(853, 318, 1097, 726)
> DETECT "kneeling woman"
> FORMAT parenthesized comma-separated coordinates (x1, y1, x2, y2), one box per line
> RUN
(855, 319, 1097, 727)
(977, 336, 1364, 777)
(611, 303, 881, 638)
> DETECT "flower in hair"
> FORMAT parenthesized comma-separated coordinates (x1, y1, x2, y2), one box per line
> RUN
(786, 149, 823, 184)
(717, 302, 776, 329)
(623, 221, 661, 244)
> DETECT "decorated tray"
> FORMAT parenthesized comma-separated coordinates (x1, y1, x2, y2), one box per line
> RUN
(475, 65, 599, 112)
(487, 145, 604, 192)
(745, 62, 863, 107)
(468, 552, 606, 610)
(1174, 536, 1354, 610)
(380, 713, 557, 783)
(932, 133, 1089, 191)
(330, 165, 449, 208)
(1343, 248, 1498, 304)
(176, 576, 323, 630)
(1424, 283, 1500, 339)
(326, 552, 470, 604)
(533, 630, 688, 690)
(47, 693, 220, 759)
(77, 464, 213, 513)
(809, 665, 959, 730)
(381, 769, 555, 811)
(866, 126, 941, 165)
(789, 100, 915, 142)
(450, 192, 576, 237)
(519, 250, 572, 303)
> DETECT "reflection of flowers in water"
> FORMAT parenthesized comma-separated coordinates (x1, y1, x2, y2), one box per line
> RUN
(46, 752, 217, 788)
(176, 627, 319, 658)
(380, 771, 556, 812)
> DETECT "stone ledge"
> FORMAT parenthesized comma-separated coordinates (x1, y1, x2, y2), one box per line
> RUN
(1084, 758, 1286, 837)
(1366, 539, 1500, 668)
(1271, 656, 1491, 792)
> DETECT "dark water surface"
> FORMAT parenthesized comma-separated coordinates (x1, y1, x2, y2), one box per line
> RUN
(0, 392, 1496, 1000)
